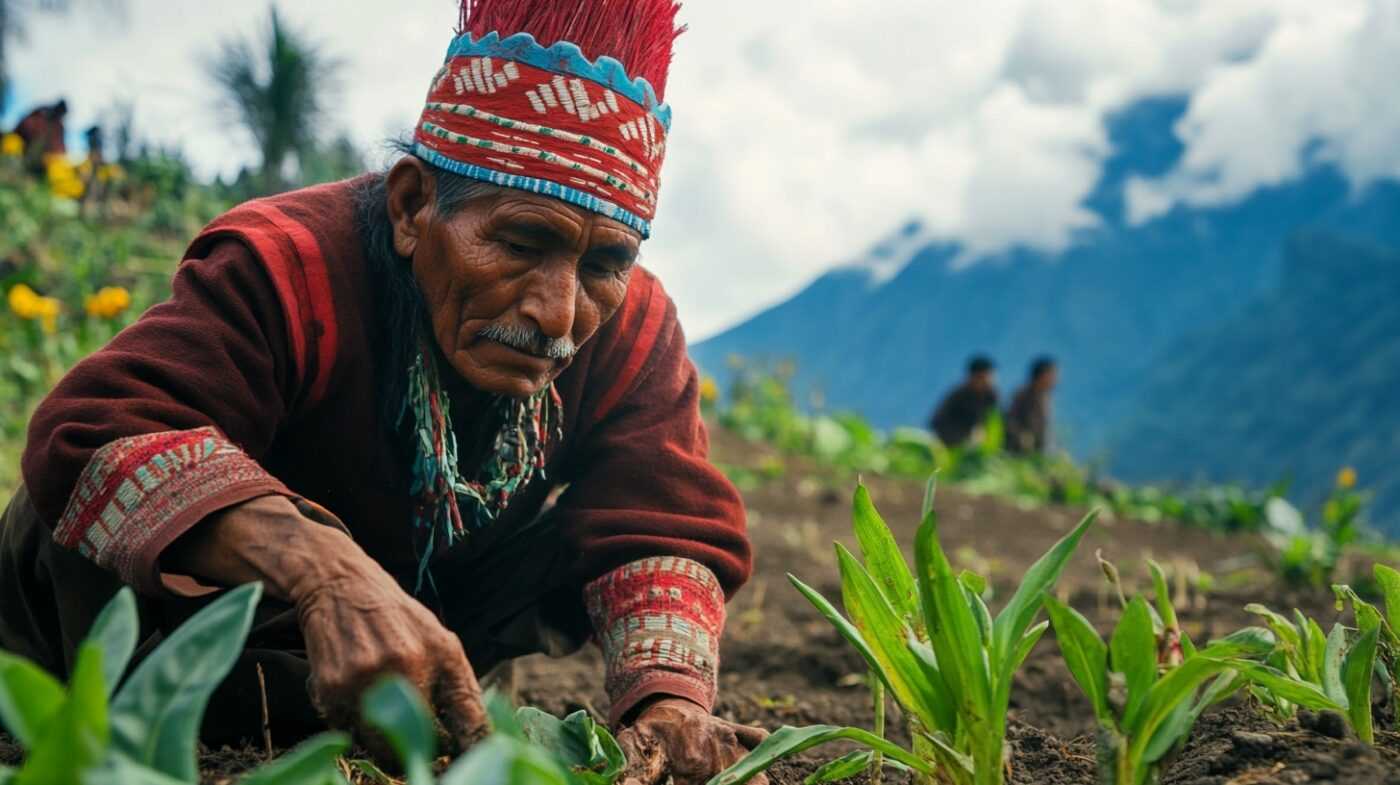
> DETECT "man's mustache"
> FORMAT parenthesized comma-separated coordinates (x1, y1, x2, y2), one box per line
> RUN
(478, 322, 576, 360)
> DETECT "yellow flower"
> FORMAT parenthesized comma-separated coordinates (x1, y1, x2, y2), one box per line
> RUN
(8, 284, 42, 319)
(85, 286, 132, 319)
(1, 133, 22, 157)
(1337, 466, 1357, 490)
(45, 155, 86, 200)
(96, 163, 125, 183)
(699, 376, 719, 405)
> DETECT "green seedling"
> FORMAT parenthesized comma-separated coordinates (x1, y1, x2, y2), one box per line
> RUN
(1047, 556, 1341, 785)
(0, 583, 349, 785)
(361, 676, 627, 785)
(1328, 562, 1400, 738)
(709, 479, 1096, 785)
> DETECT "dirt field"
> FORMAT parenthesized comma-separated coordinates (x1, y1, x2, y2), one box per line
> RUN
(3, 430, 1396, 783)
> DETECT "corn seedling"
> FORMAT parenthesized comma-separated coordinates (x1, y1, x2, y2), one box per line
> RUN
(0, 583, 348, 785)
(1045, 556, 1341, 784)
(708, 479, 1096, 785)
(1328, 562, 1400, 737)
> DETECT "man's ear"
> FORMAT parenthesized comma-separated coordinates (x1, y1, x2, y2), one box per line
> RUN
(385, 157, 437, 259)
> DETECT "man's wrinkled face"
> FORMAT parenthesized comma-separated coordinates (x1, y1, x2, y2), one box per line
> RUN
(387, 159, 640, 398)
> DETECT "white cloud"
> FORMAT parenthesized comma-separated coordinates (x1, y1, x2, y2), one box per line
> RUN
(7, 0, 1392, 338)
(1126, 0, 1400, 223)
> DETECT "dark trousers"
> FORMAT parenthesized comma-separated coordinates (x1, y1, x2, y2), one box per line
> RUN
(0, 485, 591, 746)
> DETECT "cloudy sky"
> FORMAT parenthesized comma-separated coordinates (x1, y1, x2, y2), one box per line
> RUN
(7, 0, 1398, 337)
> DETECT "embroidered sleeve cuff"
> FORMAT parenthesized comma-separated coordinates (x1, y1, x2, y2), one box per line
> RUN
(584, 556, 726, 726)
(52, 426, 289, 595)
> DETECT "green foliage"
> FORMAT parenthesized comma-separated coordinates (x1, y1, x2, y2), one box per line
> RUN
(1266, 478, 1374, 589)
(361, 676, 634, 785)
(0, 583, 350, 784)
(714, 365, 1285, 537)
(711, 480, 1094, 785)
(1048, 557, 1341, 784)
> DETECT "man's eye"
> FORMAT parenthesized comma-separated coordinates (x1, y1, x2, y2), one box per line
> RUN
(506, 242, 540, 257)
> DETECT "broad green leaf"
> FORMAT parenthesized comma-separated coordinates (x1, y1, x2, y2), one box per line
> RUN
(86, 588, 139, 697)
(0, 652, 65, 746)
(1141, 695, 1193, 765)
(1043, 594, 1111, 723)
(1335, 584, 1385, 638)
(238, 732, 351, 785)
(1305, 616, 1329, 684)
(1198, 627, 1276, 660)
(1245, 604, 1301, 657)
(915, 508, 993, 719)
(1112, 597, 1157, 729)
(835, 544, 942, 725)
(1127, 657, 1233, 764)
(789, 574, 896, 697)
(485, 688, 523, 739)
(851, 484, 919, 623)
(1342, 626, 1379, 744)
(706, 725, 933, 785)
(361, 676, 435, 785)
(440, 734, 572, 785)
(110, 583, 262, 781)
(0, 767, 12, 785)
(517, 707, 625, 784)
(18, 643, 108, 785)
(990, 511, 1096, 679)
(803, 751, 871, 784)
(1323, 623, 1349, 707)
(915, 727, 975, 777)
(1229, 661, 1342, 713)
(966, 581, 994, 647)
(958, 570, 988, 599)
(1012, 621, 1050, 673)
(78, 756, 190, 785)
(906, 637, 958, 732)
(1376, 564, 1400, 636)
(1193, 671, 1246, 718)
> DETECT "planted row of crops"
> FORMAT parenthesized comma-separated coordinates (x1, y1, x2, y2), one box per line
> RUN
(4, 479, 1393, 784)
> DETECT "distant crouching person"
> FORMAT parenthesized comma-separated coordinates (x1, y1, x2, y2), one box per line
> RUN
(929, 355, 998, 447)
(1006, 356, 1058, 454)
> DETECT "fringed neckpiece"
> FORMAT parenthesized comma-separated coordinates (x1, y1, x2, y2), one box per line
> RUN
(400, 348, 563, 592)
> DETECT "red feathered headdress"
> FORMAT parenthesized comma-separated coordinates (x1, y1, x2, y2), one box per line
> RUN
(413, 0, 685, 237)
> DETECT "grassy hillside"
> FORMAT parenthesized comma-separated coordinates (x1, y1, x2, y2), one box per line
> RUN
(1108, 232, 1400, 535)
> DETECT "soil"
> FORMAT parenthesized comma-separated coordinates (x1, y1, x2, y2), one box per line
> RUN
(3, 427, 1394, 783)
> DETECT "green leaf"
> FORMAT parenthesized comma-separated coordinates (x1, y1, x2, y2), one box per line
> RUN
(1323, 623, 1349, 707)
(1229, 661, 1343, 713)
(1127, 657, 1233, 764)
(86, 588, 139, 697)
(1147, 560, 1178, 634)
(851, 484, 919, 623)
(803, 751, 871, 784)
(1342, 626, 1379, 744)
(705, 725, 933, 785)
(1198, 627, 1276, 660)
(835, 544, 942, 726)
(920, 474, 937, 523)
(1112, 597, 1157, 728)
(1304, 617, 1328, 686)
(361, 676, 436, 785)
(1141, 695, 1193, 765)
(440, 734, 572, 785)
(110, 582, 262, 782)
(905, 637, 959, 733)
(238, 732, 351, 785)
(18, 643, 109, 785)
(485, 688, 523, 739)
(1043, 594, 1111, 723)
(78, 756, 190, 785)
(0, 652, 65, 746)
(517, 707, 625, 783)
(990, 511, 1096, 680)
(1375, 564, 1400, 636)
(914, 507, 993, 720)
(789, 574, 899, 708)
(1012, 621, 1050, 673)
(1245, 604, 1301, 659)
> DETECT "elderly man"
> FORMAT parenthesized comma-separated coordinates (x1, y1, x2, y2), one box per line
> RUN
(929, 355, 999, 447)
(0, 1, 763, 782)
(1006, 355, 1059, 455)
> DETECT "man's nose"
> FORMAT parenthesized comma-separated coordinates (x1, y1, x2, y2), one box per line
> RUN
(518, 261, 578, 340)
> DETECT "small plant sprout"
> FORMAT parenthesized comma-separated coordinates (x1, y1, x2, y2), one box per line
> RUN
(1328, 562, 1400, 738)
(1045, 555, 1342, 785)
(709, 479, 1096, 785)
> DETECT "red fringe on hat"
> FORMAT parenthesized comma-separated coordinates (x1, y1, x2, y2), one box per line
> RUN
(459, 0, 684, 100)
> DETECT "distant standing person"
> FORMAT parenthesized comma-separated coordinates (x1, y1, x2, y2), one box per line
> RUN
(1006, 356, 1058, 454)
(930, 355, 999, 447)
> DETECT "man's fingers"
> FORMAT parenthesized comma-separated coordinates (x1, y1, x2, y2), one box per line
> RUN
(618, 727, 667, 785)
(726, 720, 769, 749)
(432, 651, 489, 754)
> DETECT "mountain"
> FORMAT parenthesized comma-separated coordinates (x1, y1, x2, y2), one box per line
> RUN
(1106, 233, 1400, 532)
(690, 96, 1400, 530)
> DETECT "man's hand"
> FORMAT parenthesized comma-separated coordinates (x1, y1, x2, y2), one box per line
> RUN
(163, 495, 488, 753)
(617, 697, 768, 785)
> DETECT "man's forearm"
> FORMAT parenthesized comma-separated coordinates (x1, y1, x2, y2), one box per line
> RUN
(160, 494, 359, 603)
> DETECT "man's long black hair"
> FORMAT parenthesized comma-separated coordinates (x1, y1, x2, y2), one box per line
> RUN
(351, 143, 498, 443)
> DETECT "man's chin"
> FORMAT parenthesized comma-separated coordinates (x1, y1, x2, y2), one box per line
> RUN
(450, 357, 561, 400)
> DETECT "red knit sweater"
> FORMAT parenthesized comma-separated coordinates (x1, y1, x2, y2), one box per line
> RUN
(20, 177, 751, 721)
